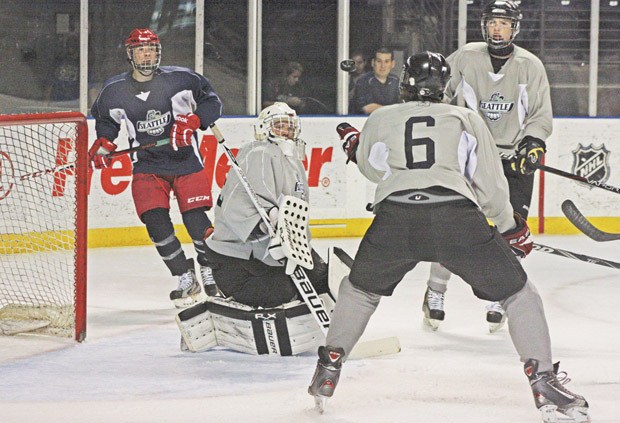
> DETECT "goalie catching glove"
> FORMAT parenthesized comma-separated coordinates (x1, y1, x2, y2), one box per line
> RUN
(88, 137, 117, 169)
(337, 122, 360, 164)
(501, 212, 533, 258)
(170, 113, 201, 151)
(510, 136, 546, 175)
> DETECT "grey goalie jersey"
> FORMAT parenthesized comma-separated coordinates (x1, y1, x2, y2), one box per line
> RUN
(358, 101, 515, 232)
(206, 140, 309, 264)
(446, 42, 552, 155)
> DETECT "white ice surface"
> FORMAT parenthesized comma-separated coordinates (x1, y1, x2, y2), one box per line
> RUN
(1, 235, 618, 423)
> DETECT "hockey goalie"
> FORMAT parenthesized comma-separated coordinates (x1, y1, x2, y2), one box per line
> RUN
(176, 103, 343, 356)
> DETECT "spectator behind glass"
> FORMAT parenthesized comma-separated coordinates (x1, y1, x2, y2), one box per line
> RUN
(351, 47, 400, 114)
(348, 51, 367, 107)
(263, 61, 306, 113)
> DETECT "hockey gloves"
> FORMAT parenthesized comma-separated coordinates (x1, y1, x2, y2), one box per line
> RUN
(170, 113, 201, 151)
(88, 137, 117, 169)
(511, 136, 546, 175)
(337, 122, 360, 164)
(501, 212, 533, 258)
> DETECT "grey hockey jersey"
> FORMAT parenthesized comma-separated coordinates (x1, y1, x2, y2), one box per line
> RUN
(357, 101, 515, 232)
(446, 42, 552, 155)
(206, 140, 309, 263)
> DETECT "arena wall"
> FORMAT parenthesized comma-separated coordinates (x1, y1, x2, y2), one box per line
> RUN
(86, 116, 620, 247)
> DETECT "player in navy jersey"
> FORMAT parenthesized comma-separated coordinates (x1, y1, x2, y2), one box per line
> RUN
(90, 28, 223, 308)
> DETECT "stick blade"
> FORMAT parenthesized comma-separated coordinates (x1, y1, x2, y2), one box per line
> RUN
(348, 336, 401, 360)
(562, 200, 620, 242)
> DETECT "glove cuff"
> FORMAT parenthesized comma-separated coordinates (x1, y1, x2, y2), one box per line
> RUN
(519, 136, 546, 153)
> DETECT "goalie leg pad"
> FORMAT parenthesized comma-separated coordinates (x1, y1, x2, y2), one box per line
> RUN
(177, 296, 325, 356)
(176, 302, 218, 353)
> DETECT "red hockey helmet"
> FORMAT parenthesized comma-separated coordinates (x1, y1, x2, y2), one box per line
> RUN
(125, 28, 160, 48)
(125, 28, 161, 76)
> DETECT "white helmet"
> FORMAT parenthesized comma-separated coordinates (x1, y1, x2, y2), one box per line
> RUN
(254, 102, 304, 159)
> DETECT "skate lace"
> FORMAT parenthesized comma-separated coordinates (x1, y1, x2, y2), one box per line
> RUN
(554, 370, 571, 385)
(178, 271, 194, 290)
(485, 302, 504, 314)
(426, 289, 444, 309)
(200, 265, 216, 285)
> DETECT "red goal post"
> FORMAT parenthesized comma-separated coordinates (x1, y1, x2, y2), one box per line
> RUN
(0, 111, 88, 341)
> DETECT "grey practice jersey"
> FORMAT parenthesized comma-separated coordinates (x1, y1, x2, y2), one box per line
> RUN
(206, 140, 309, 263)
(358, 101, 515, 232)
(446, 42, 552, 154)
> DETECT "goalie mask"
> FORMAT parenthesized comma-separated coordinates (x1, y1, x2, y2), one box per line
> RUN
(254, 102, 305, 160)
(400, 51, 451, 102)
(481, 0, 522, 50)
(125, 28, 161, 76)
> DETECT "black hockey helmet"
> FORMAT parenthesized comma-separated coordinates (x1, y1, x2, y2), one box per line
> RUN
(481, 1, 522, 50)
(400, 51, 451, 102)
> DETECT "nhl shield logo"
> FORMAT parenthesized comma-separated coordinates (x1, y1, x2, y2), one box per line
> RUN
(571, 143, 611, 183)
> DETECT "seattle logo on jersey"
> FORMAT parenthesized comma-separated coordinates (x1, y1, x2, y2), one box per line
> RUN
(478, 92, 514, 122)
(137, 110, 171, 136)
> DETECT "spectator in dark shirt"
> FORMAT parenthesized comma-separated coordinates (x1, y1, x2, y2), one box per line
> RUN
(263, 61, 306, 113)
(352, 47, 400, 114)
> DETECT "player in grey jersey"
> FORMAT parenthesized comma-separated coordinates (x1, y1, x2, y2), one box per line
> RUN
(423, 0, 553, 331)
(308, 51, 589, 423)
(204, 102, 332, 308)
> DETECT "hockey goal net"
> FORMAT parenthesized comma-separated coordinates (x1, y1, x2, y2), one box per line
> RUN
(0, 112, 87, 341)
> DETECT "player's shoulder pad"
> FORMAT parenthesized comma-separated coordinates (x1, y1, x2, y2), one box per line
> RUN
(512, 45, 545, 67)
(101, 72, 131, 89)
(159, 65, 197, 75)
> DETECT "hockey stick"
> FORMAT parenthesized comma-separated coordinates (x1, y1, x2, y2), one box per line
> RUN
(14, 139, 170, 182)
(533, 163, 620, 195)
(209, 123, 330, 334)
(106, 138, 170, 158)
(532, 243, 620, 270)
(561, 200, 620, 242)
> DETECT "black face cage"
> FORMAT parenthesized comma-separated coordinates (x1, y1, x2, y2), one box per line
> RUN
(127, 42, 162, 75)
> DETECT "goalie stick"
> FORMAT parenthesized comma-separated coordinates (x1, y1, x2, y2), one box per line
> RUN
(561, 200, 620, 242)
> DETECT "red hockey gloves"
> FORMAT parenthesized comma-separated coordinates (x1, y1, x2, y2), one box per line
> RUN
(88, 137, 117, 169)
(511, 136, 546, 175)
(170, 113, 201, 151)
(337, 122, 360, 164)
(501, 212, 533, 258)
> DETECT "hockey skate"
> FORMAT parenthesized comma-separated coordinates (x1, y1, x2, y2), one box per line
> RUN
(199, 264, 222, 297)
(169, 258, 203, 309)
(422, 287, 445, 330)
(308, 345, 345, 413)
(486, 301, 506, 333)
(525, 359, 590, 423)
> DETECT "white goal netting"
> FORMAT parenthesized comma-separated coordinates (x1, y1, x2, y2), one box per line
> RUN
(0, 112, 87, 340)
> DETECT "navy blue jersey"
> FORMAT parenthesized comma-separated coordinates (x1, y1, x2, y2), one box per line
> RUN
(91, 66, 223, 175)
(352, 72, 400, 114)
